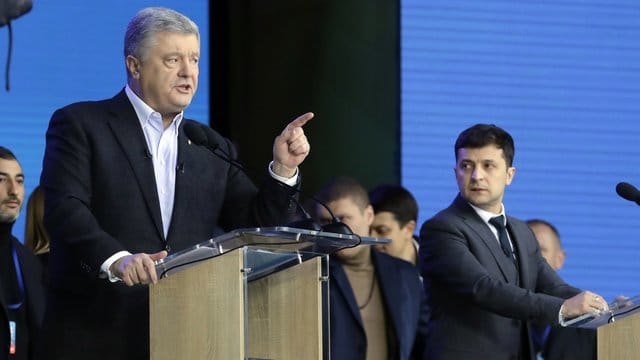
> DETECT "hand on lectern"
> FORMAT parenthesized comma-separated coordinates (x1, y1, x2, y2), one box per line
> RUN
(610, 295, 633, 309)
(561, 291, 609, 319)
(110, 251, 168, 286)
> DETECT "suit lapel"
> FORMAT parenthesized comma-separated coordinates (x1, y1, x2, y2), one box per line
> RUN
(453, 195, 518, 283)
(507, 219, 531, 289)
(106, 90, 164, 241)
(166, 125, 198, 242)
(372, 252, 403, 348)
(329, 258, 364, 329)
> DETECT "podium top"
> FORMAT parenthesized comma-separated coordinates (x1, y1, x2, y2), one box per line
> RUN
(155, 226, 389, 279)
(565, 294, 640, 329)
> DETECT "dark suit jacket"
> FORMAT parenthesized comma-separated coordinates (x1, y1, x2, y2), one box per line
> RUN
(540, 326, 596, 360)
(0, 237, 45, 360)
(329, 249, 429, 360)
(39, 90, 298, 360)
(419, 194, 581, 360)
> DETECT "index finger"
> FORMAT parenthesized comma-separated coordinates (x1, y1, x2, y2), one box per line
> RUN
(285, 112, 314, 131)
(144, 257, 160, 284)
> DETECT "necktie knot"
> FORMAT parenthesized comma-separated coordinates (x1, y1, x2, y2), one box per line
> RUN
(489, 215, 506, 230)
(489, 215, 513, 259)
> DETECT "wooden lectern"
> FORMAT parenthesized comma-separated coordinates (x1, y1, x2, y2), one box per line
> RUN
(597, 308, 640, 359)
(147, 227, 362, 360)
(567, 295, 640, 360)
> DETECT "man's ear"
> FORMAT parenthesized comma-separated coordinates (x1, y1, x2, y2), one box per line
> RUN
(557, 249, 566, 270)
(403, 220, 417, 239)
(126, 55, 141, 79)
(364, 204, 374, 226)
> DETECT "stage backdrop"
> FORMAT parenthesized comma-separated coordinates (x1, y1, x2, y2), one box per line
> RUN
(0, 1, 209, 241)
(402, 0, 640, 301)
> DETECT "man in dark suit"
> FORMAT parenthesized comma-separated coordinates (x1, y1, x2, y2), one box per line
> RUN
(527, 219, 596, 360)
(314, 177, 428, 360)
(0, 147, 45, 360)
(39, 7, 312, 360)
(418, 124, 607, 360)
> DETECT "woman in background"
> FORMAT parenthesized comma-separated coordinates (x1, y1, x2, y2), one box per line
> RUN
(25, 185, 50, 277)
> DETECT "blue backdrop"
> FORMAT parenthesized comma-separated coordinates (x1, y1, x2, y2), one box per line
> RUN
(0, 1, 209, 242)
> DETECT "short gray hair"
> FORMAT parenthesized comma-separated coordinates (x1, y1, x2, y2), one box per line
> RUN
(124, 7, 199, 62)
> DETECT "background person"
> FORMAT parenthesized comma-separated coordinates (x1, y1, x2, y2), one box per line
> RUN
(24, 186, 50, 270)
(527, 219, 596, 360)
(314, 176, 428, 360)
(369, 184, 419, 265)
(0, 146, 45, 360)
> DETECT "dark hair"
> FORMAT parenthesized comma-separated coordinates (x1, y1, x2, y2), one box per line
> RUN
(314, 176, 369, 211)
(0, 146, 17, 161)
(369, 185, 418, 227)
(526, 218, 562, 245)
(455, 124, 515, 167)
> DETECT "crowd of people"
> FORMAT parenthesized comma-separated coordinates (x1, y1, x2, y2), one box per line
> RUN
(1, 6, 608, 360)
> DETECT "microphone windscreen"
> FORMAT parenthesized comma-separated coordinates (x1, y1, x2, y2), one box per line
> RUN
(200, 124, 221, 149)
(616, 182, 640, 202)
(184, 122, 208, 146)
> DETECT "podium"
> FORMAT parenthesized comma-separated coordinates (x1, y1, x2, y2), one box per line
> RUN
(148, 226, 384, 360)
(567, 295, 640, 359)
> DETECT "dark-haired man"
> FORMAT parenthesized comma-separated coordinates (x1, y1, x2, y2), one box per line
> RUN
(0, 146, 45, 360)
(369, 185, 419, 265)
(314, 177, 428, 360)
(419, 124, 606, 360)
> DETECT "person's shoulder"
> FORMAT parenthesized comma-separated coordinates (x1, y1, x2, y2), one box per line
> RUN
(58, 92, 119, 112)
(420, 204, 462, 232)
(375, 250, 418, 272)
(50, 98, 114, 127)
(11, 237, 42, 266)
(505, 216, 531, 234)
(373, 251, 422, 289)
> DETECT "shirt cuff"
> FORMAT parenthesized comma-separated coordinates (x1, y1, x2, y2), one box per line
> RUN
(558, 304, 569, 327)
(268, 161, 298, 186)
(100, 251, 132, 282)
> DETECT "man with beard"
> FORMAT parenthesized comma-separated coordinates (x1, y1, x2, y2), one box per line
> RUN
(0, 146, 45, 360)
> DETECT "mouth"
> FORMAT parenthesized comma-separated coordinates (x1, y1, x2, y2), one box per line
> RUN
(470, 186, 486, 192)
(174, 84, 192, 93)
(2, 200, 20, 208)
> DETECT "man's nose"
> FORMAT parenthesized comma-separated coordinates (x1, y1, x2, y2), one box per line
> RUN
(179, 61, 197, 77)
(6, 179, 17, 194)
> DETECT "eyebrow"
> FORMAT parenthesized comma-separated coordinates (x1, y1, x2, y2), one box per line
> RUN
(0, 171, 24, 178)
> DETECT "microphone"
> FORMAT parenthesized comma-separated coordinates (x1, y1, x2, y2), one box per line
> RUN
(183, 122, 353, 234)
(616, 182, 640, 205)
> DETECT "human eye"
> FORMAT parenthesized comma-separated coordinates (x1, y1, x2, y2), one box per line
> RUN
(165, 57, 179, 66)
(459, 162, 472, 170)
(484, 162, 496, 170)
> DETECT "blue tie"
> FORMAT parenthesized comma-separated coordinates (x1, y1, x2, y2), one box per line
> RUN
(489, 215, 513, 260)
